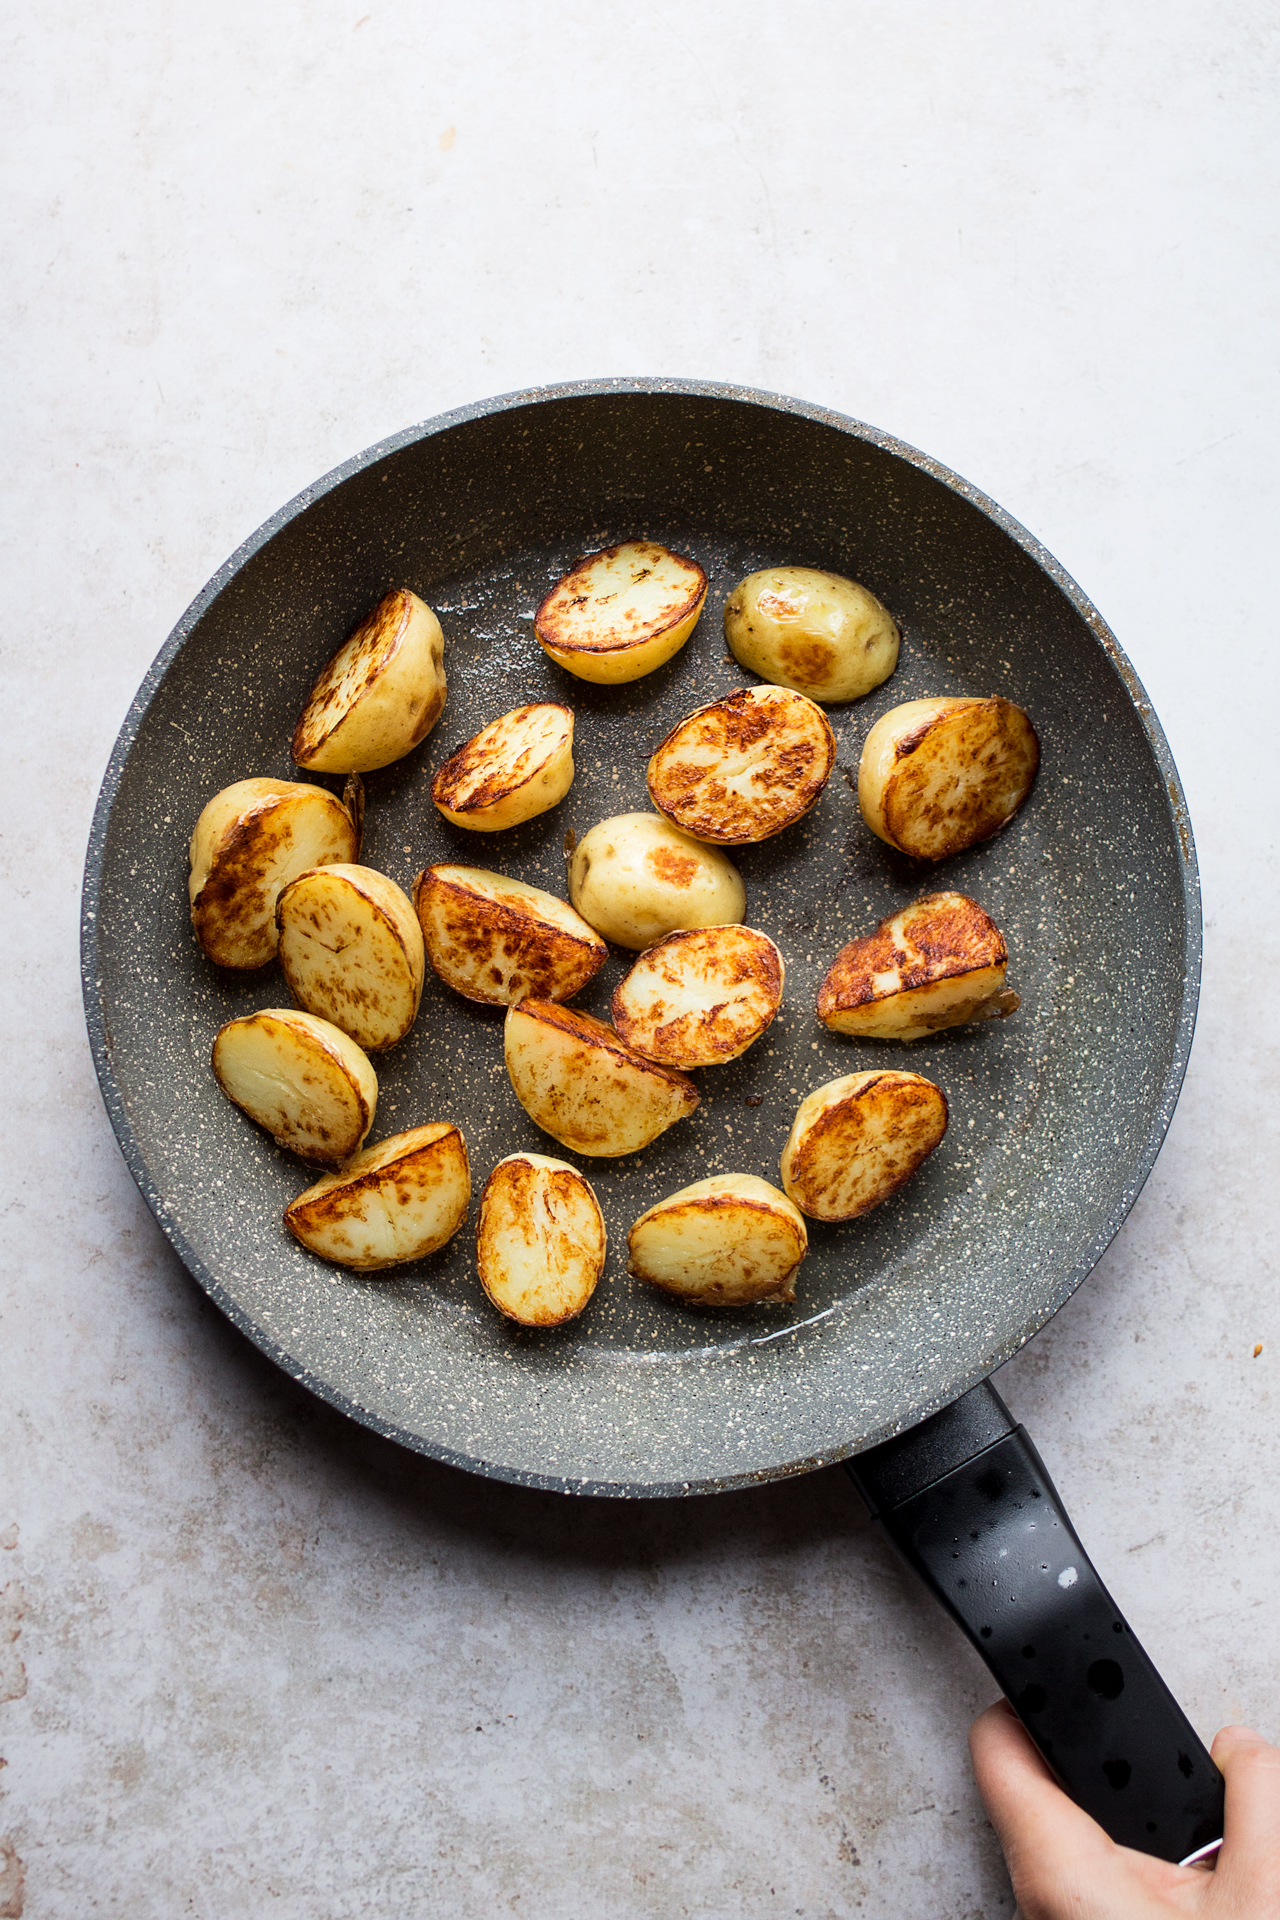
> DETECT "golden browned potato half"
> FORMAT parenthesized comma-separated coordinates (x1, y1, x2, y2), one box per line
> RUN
(534, 540, 707, 684)
(858, 696, 1040, 861)
(211, 1008, 378, 1168)
(414, 864, 607, 1005)
(284, 1123, 470, 1269)
(611, 925, 784, 1068)
(781, 1070, 948, 1222)
(189, 777, 359, 970)
(276, 863, 425, 1051)
(647, 685, 835, 844)
(627, 1174, 808, 1306)
(292, 588, 446, 773)
(567, 813, 745, 951)
(504, 999, 699, 1157)
(723, 566, 899, 703)
(476, 1153, 607, 1326)
(817, 892, 1019, 1042)
(432, 703, 575, 832)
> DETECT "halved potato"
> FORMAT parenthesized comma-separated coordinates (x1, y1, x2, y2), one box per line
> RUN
(859, 696, 1040, 860)
(276, 864, 426, 1050)
(647, 685, 835, 844)
(211, 1008, 377, 1168)
(189, 778, 359, 970)
(567, 813, 745, 951)
(627, 1174, 808, 1306)
(476, 1153, 606, 1326)
(611, 925, 784, 1067)
(292, 588, 446, 773)
(817, 891, 1019, 1041)
(285, 1123, 470, 1269)
(504, 999, 699, 1157)
(534, 540, 707, 684)
(781, 1070, 948, 1221)
(724, 566, 899, 703)
(432, 702, 575, 832)
(414, 865, 607, 1005)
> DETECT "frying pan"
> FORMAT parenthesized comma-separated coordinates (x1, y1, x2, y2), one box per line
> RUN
(81, 379, 1222, 1865)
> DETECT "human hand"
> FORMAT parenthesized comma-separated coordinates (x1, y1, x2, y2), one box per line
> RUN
(969, 1699, 1280, 1918)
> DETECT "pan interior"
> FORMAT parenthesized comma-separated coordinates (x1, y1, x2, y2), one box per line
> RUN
(87, 388, 1194, 1494)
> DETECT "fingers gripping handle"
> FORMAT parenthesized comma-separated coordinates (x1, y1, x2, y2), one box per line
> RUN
(847, 1383, 1224, 1864)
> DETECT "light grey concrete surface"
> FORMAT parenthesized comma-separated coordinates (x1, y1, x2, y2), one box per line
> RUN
(3, 3, 1278, 1915)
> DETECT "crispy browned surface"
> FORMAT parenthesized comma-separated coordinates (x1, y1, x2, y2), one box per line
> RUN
(535, 541, 706, 655)
(476, 1157, 604, 1326)
(431, 704, 571, 814)
(414, 867, 605, 1006)
(508, 1000, 699, 1152)
(192, 795, 357, 969)
(627, 1194, 804, 1305)
(284, 1124, 469, 1269)
(817, 892, 1007, 1019)
(647, 687, 835, 843)
(785, 1072, 948, 1221)
(292, 589, 445, 762)
(612, 925, 783, 1066)
(882, 697, 1039, 858)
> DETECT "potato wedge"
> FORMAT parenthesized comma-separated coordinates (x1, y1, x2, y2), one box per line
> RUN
(476, 1153, 606, 1326)
(858, 696, 1040, 860)
(414, 864, 607, 1006)
(817, 891, 1019, 1041)
(781, 1070, 947, 1221)
(611, 925, 784, 1067)
(189, 777, 359, 970)
(567, 813, 745, 951)
(211, 1008, 377, 1168)
(646, 685, 835, 844)
(284, 1123, 470, 1270)
(432, 702, 575, 832)
(504, 999, 699, 1157)
(276, 863, 425, 1051)
(292, 588, 446, 773)
(724, 565, 899, 703)
(627, 1174, 808, 1306)
(534, 540, 707, 684)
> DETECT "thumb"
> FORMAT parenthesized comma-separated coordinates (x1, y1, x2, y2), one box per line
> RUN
(1208, 1726, 1280, 1903)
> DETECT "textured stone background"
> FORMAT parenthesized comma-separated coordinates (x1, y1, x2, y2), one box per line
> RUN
(3, 3, 1278, 1914)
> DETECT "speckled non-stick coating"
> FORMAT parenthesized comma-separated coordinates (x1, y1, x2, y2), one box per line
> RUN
(82, 380, 1199, 1497)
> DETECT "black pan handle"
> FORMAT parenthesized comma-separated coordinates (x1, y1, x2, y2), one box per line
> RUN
(846, 1382, 1224, 1865)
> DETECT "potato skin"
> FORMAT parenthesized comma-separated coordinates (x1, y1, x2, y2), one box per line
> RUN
(858, 696, 1040, 860)
(781, 1070, 948, 1221)
(627, 1174, 808, 1306)
(189, 778, 359, 970)
(611, 925, 784, 1067)
(476, 1153, 606, 1326)
(292, 588, 446, 773)
(817, 891, 1018, 1041)
(568, 812, 746, 951)
(432, 703, 575, 832)
(276, 863, 425, 1051)
(284, 1123, 470, 1270)
(414, 864, 607, 1006)
(504, 999, 699, 1157)
(535, 541, 707, 684)
(646, 685, 835, 844)
(724, 566, 899, 703)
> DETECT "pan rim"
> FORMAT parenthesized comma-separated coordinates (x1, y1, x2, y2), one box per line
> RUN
(80, 376, 1202, 1498)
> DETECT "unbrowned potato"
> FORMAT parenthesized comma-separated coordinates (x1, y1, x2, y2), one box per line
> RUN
(189, 778, 359, 970)
(414, 864, 607, 1005)
(285, 1123, 470, 1269)
(534, 540, 707, 683)
(723, 566, 899, 703)
(504, 999, 699, 1157)
(817, 892, 1019, 1041)
(292, 588, 446, 773)
(646, 685, 835, 844)
(476, 1153, 607, 1326)
(780, 1070, 948, 1221)
(611, 925, 784, 1067)
(627, 1174, 808, 1306)
(432, 703, 575, 832)
(858, 696, 1040, 861)
(276, 864, 425, 1051)
(211, 1008, 377, 1168)
(567, 813, 745, 951)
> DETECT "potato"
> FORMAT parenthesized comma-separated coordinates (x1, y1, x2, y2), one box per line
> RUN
(285, 1123, 470, 1270)
(414, 864, 607, 1006)
(189, 777, 359, 970)
(292, 588, 446, 773)
(724, 566, 899, 703)
(534, 540, 707, 684)
(646, 685, 835, 844)
(817, 891, 1019, 1041)
(567, 813, 745, 951)
(858, 696, 1040, 861)
(504, 999, 699, 1157)
(780, 1070, 948, 1222)
(627, 1174, 808, 1306)
(211, 1008, 377, 1168)
(611, 925, 784, 1067)
(476, 1153, 606, 1326)
(431, 702, 575, 832)
(276, 863, 425, 1051)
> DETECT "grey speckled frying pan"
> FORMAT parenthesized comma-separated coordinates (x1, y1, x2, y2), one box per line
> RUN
(82, 380, 1220, 1863)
